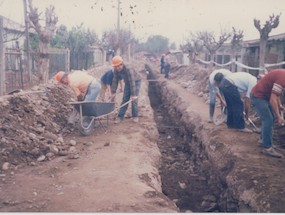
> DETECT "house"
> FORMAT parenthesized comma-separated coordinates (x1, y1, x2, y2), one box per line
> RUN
(242, 33, 285, 70)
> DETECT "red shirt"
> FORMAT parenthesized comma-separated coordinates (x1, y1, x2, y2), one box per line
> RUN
(251, 69, 285, 101)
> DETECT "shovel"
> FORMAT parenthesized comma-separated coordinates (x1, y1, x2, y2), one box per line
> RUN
(214, 106, 227, 125)
(244, 112, 261, 133)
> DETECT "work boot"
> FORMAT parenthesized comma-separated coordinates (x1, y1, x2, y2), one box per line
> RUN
(237, 128, 252, 133)
(262, 147, 284, 158)
(132, 117, 139, 123)
(114, 118, 123, 124)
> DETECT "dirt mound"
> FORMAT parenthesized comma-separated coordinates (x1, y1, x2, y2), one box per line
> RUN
(0, 59, 149, 171)
(0, 82, 76, 169)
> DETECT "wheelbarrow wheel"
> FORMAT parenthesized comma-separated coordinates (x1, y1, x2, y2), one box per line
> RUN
(77, 116, 94, 136)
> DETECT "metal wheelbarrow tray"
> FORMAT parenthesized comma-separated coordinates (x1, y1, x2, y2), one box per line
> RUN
(70, 101, 116, 136)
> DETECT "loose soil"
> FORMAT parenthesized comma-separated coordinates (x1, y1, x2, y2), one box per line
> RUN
(0, 59, 285, 212)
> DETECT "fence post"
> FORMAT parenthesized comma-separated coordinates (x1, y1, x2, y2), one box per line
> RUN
(65, 49, 70, 72)
(0, 16, 5, 96)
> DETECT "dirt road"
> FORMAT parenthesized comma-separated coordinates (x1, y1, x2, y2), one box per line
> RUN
(1, 60, 285, 212)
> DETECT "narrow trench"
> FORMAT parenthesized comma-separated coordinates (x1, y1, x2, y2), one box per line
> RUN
(147, 71, 238, 212)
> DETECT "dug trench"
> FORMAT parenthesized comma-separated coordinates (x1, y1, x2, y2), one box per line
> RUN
(147, 67, 238, 212)
(146, 63, 285, 213)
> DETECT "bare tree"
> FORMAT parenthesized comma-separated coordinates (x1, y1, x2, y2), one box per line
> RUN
(197, 31, 231, 68)
(101, 28, 135, 56)
(28, 0, 58, 83)
(181, 33, 203, 64)
(254, 14, 280, 73)
(230, 27, 243, 71)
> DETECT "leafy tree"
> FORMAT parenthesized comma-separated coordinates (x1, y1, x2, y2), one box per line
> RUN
(69, 25, 98, 69)
(254, 14, 280, 73)
(169, 42, 176, 50)
(145, 35, 169, 55)
(51, 24, 69, 48)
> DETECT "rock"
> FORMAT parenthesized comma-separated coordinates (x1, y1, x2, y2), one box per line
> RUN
(37, 155, 46, 162)
(28, 133, 37, 140)
(84, 142, 93, 146)
(58, 150, 68, 156)
(68, 146, 77, 153)
(30, 148, 41, 156)
(178, 181, 187, 189)
(2, 162, 10, 170)
(43, 132, 58, 141)
(56, 137, 64, 143)
(49, 145, 59, 154)
(69, 140, 77, 146)
(68, 154, 80, 159)
(46, 152, 55, 160)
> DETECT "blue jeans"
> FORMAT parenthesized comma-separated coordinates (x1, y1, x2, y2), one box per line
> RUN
(208, 80, 217, 119)
(118, 80, 141, 119)
(164, 64, 170, 78)
(220, 79, 244, 129)
(250, 94, 275, 148)
(84, 79, 102, 101)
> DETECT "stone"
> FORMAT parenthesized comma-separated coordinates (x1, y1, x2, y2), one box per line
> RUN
(37, 155, 46, 162)
(69, 140, 77, 146)
(2, 162, 10, 170)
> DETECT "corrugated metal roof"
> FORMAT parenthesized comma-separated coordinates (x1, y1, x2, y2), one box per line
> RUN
(243, 32, 285, 47)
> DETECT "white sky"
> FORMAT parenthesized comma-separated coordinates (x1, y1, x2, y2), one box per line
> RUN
(1, 0, 285, 46)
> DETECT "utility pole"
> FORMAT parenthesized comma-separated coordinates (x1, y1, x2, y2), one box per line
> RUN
(117, 0, 120, 55)
(128, 24, 131, 61)
(23, 0, 31, 82)
(0, 16, 5, 95)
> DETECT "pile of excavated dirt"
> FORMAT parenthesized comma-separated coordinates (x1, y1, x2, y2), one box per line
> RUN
(0, 83, 76, 169)
(0, 59, 149, 172)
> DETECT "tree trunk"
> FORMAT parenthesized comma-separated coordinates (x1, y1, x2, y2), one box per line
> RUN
(259, 38, 267, 74)
(36, 41, 50, 83)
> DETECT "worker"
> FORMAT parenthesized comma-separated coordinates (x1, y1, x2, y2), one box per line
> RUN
(164, 51, 171, 79)
(55, 70, 101, 125)
(100, 69, 124, 102)
(208, 68, 232, 123)
(214, 71, 257, 133)
(160, 54, 165, 74)
(250, 69, 285, 158)
(110, 56, 142, 123)
(55, 70, 101, 102)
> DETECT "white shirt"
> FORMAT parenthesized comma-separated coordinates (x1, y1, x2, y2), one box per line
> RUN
(209, 69, 232, 93)
(226, 72, 257, 98)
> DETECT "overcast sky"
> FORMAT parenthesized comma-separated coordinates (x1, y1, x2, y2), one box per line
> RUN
(1, 0, 285, 46)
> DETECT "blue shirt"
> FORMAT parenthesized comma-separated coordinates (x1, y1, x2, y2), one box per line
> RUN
(101, 70, 114, 85)
(101, 69, 123, 85)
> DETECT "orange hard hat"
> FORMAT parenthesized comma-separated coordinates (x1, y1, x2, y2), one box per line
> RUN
(111, 56, 123, 67)
(55, 71, 66, 82)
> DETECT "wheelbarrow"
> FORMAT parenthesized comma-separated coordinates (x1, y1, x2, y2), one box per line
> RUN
(70, 101, 116, 136)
